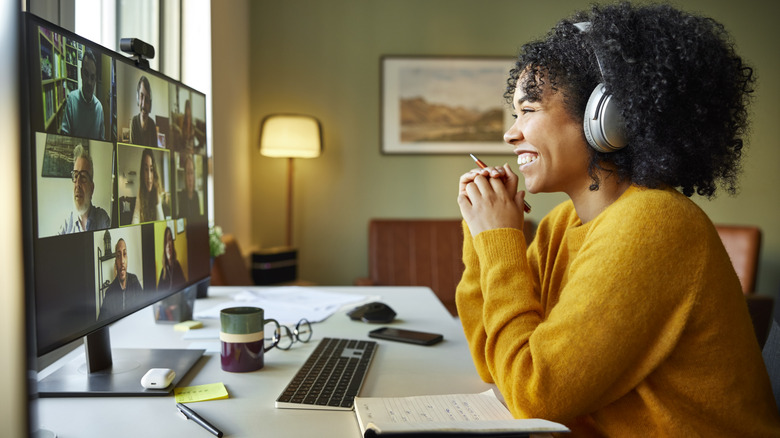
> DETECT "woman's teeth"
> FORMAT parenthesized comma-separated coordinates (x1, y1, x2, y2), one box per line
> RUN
(518, 155, 538, 165)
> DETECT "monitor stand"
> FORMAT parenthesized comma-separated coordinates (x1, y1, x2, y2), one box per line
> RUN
(37, 326, 204, 397)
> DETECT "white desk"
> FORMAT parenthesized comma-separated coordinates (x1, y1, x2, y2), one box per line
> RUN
(35, 286, 494, 437)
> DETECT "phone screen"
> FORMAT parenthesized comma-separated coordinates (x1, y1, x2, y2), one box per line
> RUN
(368, 327, 443, 346)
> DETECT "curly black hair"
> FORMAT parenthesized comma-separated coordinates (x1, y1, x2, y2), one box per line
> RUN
(505, 2, 755, 197)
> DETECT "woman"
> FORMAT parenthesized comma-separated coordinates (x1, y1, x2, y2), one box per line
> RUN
(129, 75, 157, 147)
(132, 148, 165, 224)
(158, 226, 185, 291)
(177, 153, 202, 221)
(177, 99, 195, 151)
(456, 3, 780, 436)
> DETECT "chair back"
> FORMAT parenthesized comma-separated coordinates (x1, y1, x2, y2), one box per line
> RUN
(715, 225, 761, 294)
(211, 234, 253, 286)
(361, 219, 535, 316)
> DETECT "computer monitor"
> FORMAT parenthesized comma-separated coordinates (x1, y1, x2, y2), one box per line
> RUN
(21, 13, 211, 397)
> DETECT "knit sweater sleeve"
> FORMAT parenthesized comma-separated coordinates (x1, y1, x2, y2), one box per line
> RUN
(456, 220, 494, 382)
(469, 188, 713, 422)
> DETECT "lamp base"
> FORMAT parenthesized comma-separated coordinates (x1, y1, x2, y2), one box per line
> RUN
(251, 247, 298, 285)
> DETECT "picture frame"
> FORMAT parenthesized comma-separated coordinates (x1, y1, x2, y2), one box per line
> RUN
(41, 134, 86, 178)
(380, 56, 516, 155)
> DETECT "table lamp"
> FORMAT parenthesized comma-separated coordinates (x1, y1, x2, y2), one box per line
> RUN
(259, 114, 322, 248)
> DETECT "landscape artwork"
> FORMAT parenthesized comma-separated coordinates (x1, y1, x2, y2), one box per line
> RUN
(381, 56, 515, 154)
(41, 133, 84, 178)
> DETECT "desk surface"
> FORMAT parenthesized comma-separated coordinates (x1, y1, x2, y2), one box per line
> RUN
(35, 286, 493, 438)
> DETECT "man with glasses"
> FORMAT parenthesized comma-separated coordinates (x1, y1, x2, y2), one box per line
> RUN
(59, 144, 110, 234)
(61, 48, 105, 140)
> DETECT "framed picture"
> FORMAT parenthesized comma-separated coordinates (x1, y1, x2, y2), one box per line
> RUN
(41, 134, 86, 178)
(381, 56, 515, 155)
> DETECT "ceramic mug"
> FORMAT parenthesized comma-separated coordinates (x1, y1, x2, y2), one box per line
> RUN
(220, 306, 280, 372)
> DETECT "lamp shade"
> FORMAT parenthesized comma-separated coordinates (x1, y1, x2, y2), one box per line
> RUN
(259, 114, 322, 158)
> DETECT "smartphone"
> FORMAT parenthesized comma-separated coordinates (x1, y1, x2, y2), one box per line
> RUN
(368, 327, 443, 346)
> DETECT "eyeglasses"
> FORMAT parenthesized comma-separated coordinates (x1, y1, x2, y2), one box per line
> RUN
(265, 319, 313, 351)
(71, 170, 92, 184)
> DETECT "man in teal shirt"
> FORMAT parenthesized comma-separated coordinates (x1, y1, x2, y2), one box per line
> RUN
(61, 48, 105, 140)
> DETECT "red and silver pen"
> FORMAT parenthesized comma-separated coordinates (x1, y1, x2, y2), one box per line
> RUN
(470, 154, 532, 213)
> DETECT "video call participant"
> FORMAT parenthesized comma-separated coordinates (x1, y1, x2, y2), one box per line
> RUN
(60, 48, 105, 140)
(129, 75, 157, 147)
(132, 148, 165, 224)
(158, 226, 186, 291)
(100, 239, 142, 320)
(176, 99, 195, 151)
(455, 3, 780, 436)
(58, 144, 110, 234)
(177, 154, 202, 221)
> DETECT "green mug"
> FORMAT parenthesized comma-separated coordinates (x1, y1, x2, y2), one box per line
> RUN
(220, 307, 280, 372)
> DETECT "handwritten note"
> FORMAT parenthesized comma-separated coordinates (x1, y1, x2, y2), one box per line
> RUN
(358, 390, 510, 425)
(174, 382, 229, 403)
(354, 390, 569, 436)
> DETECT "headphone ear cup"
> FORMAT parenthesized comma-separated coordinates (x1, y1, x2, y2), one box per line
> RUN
(583, 83, 628, 153)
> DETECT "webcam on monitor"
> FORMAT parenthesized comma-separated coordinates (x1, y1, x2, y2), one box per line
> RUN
(120, 37, 155, 69)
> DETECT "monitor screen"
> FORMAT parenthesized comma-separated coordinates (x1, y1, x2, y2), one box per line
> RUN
(22, 13, 210, 396)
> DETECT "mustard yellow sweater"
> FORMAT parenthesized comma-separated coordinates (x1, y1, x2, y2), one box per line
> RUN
(456, 185, 780, 436)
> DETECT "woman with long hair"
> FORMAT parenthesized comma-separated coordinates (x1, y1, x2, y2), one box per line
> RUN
(158, 226, 185, 291)
(132, 148, 165, 223)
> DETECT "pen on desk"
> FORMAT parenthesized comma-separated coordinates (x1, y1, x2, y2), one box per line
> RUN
(177, 402, 224, 437)
(469, 154, 532, 213)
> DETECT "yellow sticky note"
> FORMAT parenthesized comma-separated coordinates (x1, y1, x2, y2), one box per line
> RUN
(174, 383, 229, 403)
(174, 320, 203, 331)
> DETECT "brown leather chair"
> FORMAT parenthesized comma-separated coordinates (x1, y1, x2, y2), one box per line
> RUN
(715, 224, 761, 295)
(714, 224, 771, 348)
(355, 219, 536, 317)
(210, 234, 253, 286)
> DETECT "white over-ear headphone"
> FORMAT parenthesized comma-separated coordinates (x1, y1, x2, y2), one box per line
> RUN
(574, 22, 628, 153)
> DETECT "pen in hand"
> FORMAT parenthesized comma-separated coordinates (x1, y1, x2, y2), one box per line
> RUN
(469, 154, 532, 213)
(177, 402, 224, 437)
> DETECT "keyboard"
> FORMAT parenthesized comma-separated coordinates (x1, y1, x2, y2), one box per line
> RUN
(275, 337, 378, 410)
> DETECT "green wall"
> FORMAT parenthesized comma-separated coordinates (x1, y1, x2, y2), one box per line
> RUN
(247, 0, 780, 296)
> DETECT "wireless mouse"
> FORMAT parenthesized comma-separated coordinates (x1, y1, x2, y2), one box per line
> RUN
(347, 302, 397, 323)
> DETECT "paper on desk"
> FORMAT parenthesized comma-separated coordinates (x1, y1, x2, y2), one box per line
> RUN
(182, 328, 219, 340)
(354, 389, 569, 436)
(174, 382, 229, 403)
(193, 286, 374, 324)
(187, 341, 220, 354)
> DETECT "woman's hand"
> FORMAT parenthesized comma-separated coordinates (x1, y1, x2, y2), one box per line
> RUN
(457, 163, 526, 236)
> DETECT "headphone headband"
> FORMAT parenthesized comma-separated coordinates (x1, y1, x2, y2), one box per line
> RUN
(574, 21, 628, 152)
